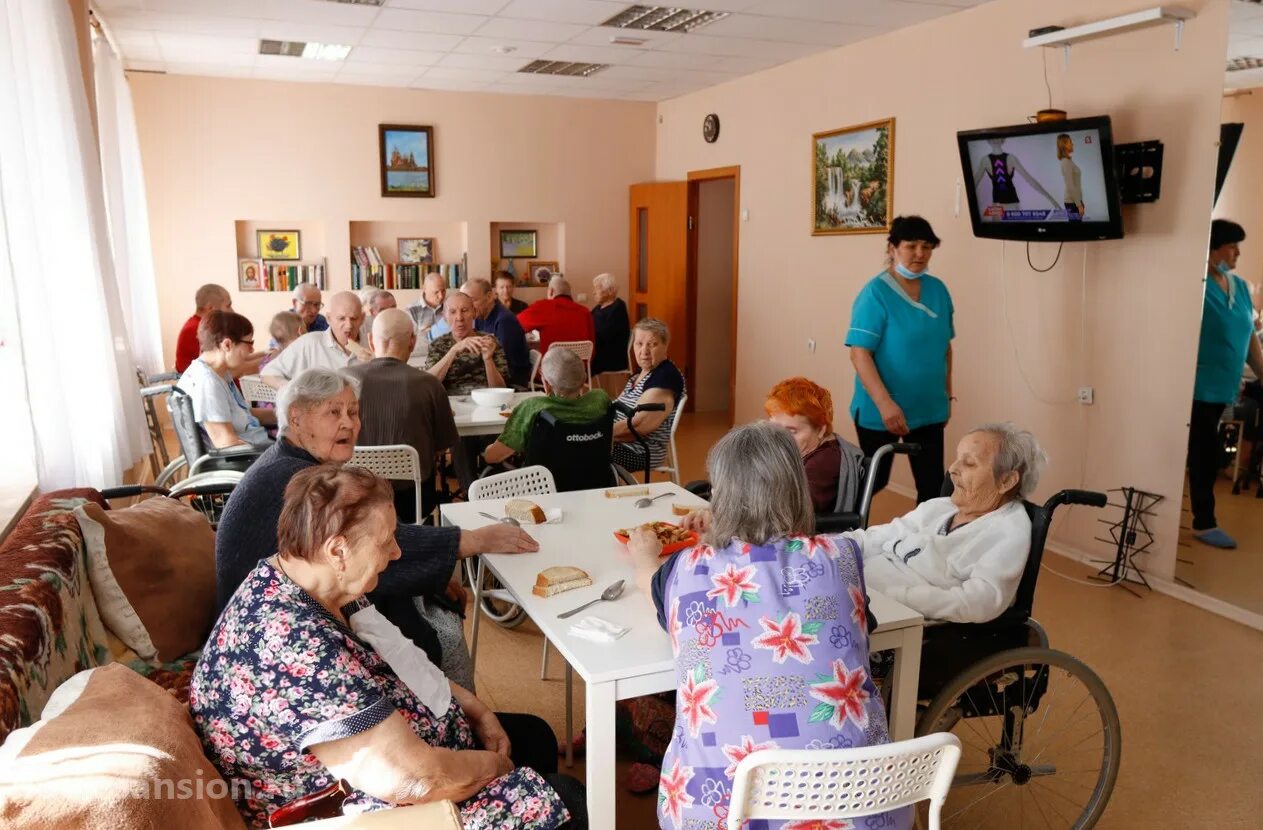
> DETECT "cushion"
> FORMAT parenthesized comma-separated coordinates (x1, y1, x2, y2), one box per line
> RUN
(75, 497, 217, 662)
(0, 664, 245, 829)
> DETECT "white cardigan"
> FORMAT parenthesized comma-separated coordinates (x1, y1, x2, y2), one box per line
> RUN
(844, 497, 1032, 624)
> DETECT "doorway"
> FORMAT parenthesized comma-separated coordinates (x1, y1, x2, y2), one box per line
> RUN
(687, 166, 740, 426)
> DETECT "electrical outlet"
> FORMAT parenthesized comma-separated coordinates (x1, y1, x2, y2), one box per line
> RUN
(576, 292, 588, 303)
(807, 339, 816, 354)
(1078, 386, 1094, 405)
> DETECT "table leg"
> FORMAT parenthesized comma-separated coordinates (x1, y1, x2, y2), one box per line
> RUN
(887, 626, 923, 741)
(469, 557, 484, 671)
(585, 680, 617, 828)
(565, 664, 574, 769)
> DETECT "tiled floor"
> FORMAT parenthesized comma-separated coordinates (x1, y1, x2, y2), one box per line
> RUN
(469, 410, 1263, 828)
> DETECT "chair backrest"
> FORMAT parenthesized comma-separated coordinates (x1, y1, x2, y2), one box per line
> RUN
(239, 374, 277, 405)
(528, 349, 542, 390)
(468, 465, 557, 501)
(524, 409, 616, 492)
(347, 445, 424, 523)
(165, 387, 206, 466)
(728, 734, 962, 830)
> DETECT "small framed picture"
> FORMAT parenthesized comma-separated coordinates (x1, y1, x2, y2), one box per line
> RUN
(238, 258, 264, 291)
(379, 124, 435, 198)
(258, 230, 301, 261)
(528, 261, 559, 285)
(499, 229, 538, 259)
(398, 237, 436, 264)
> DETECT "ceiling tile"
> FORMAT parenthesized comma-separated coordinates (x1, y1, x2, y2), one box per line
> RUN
(565, 25, 682, 48)
(436, 51, 532, 70)
(346, 46, 447, 65)
(538, 43, 646, 64)
(164, 62, 255, 78)
(594, 63, 678, 82)
(256, 23, 368, 47)
(409, 76, 492, 92)
(1228, 34, 1263, 59)
(497, 0, 626, 25)
(450, 35, 556, 59)
(389, 0, 512, 14)
(1233, 2, 1263, 24)
(109, 27, 159, 50)
(655, 33, 822, 59)
(153, 32, 259, 55)
(262, 0, 383, 26)
(357, 29, 467, 51)
(100, 10, 261, 36)
(253, 67, 343, 83)
(665, 0, 764, 10)
(256, 54, 342, 71)
(421, 66, 512, 82)
(374, 8, 491, 35)
(745, 0, 951, 28)
(117, 41, 164, 62)
(700, 13, 879, 45)
(123, 59, 167, 72)
(900, 0, 990, 7)
(141, 0, 259, 16)
(626, 49, 724, 70)
(337, 61, 432, 78)
(470, 17, 589, 42)
(708, 52, 785, 73)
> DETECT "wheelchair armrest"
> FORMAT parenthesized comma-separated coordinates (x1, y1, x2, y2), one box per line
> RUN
(611, 400, 666, 417)
(207, 445, 264, 460)
(814, 512, 862, 534)
(99, 485, 170, 500)
(145, 371, 180, 384)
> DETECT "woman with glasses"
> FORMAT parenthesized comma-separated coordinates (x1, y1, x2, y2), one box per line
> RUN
(177, 310, 275, 448)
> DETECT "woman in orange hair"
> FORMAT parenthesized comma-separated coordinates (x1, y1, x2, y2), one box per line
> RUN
(764, 377, 845, 512)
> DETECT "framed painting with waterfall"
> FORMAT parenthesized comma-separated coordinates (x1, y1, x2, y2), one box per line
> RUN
(812, 118, 894, 235)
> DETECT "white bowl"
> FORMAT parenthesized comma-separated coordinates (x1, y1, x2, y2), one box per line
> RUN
(470, 387, 515, 408)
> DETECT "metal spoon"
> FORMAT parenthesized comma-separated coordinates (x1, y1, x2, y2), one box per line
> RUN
(635, 492, 672, 509)
(478, 511, 520, 527)
(557, 580, 626, 619)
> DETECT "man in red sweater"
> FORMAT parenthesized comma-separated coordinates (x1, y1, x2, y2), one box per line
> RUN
(175, 283, 232, 372)
(516, 276, 595, 356)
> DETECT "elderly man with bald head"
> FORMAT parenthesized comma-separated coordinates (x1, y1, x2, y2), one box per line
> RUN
(175, 283, 232, 372)
(425, 291, 508, 394)
(463, 277, 531, 388)
(344, 307, 459, 523)
(516, 274, 596, 356)
(406, 272, 452, 343)
(261, 290, 369, 389)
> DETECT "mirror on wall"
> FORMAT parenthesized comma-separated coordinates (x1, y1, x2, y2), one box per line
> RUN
(1174, 67, 1263, 615)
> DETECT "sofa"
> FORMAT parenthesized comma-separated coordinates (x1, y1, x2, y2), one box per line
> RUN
(0, 489, 460, 829)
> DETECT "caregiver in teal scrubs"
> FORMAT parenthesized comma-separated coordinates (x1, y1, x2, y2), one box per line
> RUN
(1188, 219, 1263, 548)
(846, 215, 954, 504)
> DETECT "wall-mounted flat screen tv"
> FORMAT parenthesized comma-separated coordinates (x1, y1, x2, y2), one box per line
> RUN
(957, 116, 1124, 242)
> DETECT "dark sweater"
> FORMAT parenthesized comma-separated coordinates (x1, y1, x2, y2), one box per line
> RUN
(214, 439, 462, 661)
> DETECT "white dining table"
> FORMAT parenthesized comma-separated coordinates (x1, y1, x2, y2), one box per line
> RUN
(447, 391, 544, 437)
(440, 482, 924, 830)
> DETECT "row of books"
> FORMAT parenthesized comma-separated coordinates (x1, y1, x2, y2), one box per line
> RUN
(239, 259, 326, 292)
(350, 255, 464, 290)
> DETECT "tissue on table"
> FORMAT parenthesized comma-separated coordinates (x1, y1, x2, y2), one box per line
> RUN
(569, 616, 629, 642)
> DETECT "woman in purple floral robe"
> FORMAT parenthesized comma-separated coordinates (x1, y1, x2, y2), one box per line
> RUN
(631, 422, 910, 830)
(191, 465, 584, 830)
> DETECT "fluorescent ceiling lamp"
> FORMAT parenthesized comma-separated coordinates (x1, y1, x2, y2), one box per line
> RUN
(302, 42, 352, 61)
(259, 39, 351, 60)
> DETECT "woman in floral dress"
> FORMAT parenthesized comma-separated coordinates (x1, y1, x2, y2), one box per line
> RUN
(630, 422, 909, 830)
(190, 465, 584, 830)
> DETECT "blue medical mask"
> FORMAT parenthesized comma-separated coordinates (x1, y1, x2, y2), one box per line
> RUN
(1215, 261, 1232, 277)
(894, 262, 925, 280)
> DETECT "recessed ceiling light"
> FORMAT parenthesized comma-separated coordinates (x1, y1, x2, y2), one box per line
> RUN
(492, 45, 518, 54)
(601, 5, 729, 33)
(518, 60, 608, 77)
(259, 39, 351, 61)
(609, 35, 648, 46)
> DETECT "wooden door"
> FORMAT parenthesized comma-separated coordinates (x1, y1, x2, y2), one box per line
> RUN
(628, 182, 690, 382)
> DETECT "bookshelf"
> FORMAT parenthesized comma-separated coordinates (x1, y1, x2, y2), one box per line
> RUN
(348, 220, 468, 292)
(234, 220, 327, 291)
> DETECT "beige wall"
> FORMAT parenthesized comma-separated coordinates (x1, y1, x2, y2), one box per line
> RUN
(694, 177, 735, 412)
(656, 0, 1231, 578)
(130, 74, 654, 364)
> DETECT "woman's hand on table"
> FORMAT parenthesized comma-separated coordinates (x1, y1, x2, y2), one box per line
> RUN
(681, 507, 712, 534)
(458, 523, 540, 558)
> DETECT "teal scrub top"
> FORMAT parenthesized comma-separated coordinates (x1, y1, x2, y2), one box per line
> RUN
(1193, 272, 1255, 405)
(845, 271, 955, 431)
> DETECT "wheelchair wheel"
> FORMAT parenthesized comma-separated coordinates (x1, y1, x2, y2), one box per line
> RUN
(465, 558, 528, 629)
(916, 647, 1121, 829)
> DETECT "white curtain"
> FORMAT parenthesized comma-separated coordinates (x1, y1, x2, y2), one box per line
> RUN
(0, 0, 150, 489)
(92, 27, 163, 376)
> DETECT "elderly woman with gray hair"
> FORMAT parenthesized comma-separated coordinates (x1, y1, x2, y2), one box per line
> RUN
(612, 317, 685, 475)
(214, 367, 540, 682)
(628, 421, 908, 828)
(590, 273, 629, 379)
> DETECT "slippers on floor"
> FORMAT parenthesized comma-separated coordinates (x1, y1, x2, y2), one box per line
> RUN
(1194, 528, 1238, 549)
(625, 762, 660, 795)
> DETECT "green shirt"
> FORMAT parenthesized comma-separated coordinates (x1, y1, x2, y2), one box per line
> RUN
(498, 390, 612, 453)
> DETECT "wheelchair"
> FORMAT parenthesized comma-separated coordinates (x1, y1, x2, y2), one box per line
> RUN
(154, 386, 265, 487)
(101, 471, 243, 529)
(908, 484, 1120, 828)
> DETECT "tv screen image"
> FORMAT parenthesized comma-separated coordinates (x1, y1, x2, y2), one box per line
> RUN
(957, 116, 1124, 241)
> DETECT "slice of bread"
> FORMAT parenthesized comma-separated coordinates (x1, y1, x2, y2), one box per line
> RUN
(532, 566, 592, 598)
(671, 503, 692, 517)
(505, 498, 547, 525)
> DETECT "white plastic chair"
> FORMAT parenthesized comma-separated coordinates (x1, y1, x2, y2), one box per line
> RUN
(527, 349, 542, 391)
(653, 392, 687, 484)
(239, 374, 277, 405)
(728, 734, 962, 830)
(547, 340, 594, 388)
(346, 445, 424, 524)
(465, 466, 580, 764)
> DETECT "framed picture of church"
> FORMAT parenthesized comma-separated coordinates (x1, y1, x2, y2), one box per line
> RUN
(379, 124, 435, 198)
(812, 118, 895, 235)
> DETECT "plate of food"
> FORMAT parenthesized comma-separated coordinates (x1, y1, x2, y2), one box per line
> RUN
(614, 521, 699, 556)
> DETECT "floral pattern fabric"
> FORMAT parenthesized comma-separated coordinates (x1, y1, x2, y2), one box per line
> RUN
(189, 560, 568, 829)
(657, 535, 910, 830)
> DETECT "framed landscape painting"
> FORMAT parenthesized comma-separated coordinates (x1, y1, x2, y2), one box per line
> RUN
(379, 124, 434, 198)
(812, 118, 894, 235)
(257, 230, 300, 260)
(398, 237, 436, 264)
(499, 229, 538, 259)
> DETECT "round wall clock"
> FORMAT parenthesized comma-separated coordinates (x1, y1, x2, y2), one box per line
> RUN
(703, 113, 720, 143)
